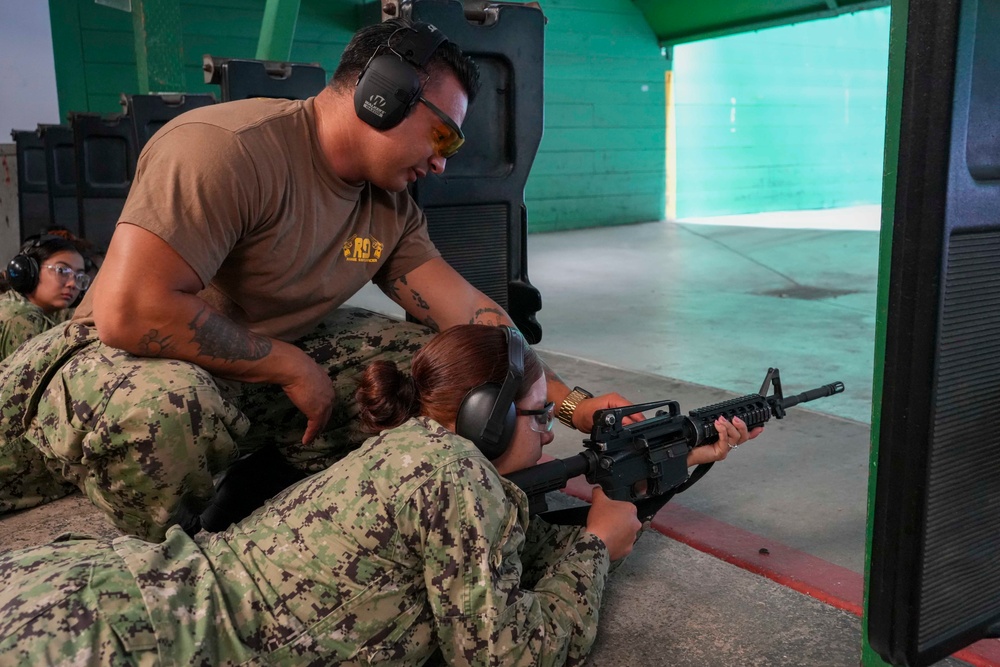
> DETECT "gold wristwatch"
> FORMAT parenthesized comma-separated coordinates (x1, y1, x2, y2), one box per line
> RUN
(557, 386, 593, 429)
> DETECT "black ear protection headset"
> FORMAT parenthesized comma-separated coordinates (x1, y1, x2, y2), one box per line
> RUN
(455, 325, 525, 460)
(6, 236, 61, 295)
(354, 22, 446, 131)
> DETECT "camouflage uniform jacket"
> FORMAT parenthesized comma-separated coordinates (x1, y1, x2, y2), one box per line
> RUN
(0, 290, 55, 361)
(96, 417, 609, 666)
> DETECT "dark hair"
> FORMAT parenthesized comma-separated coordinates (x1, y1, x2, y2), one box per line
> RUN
(1, 235, 82, 293)
(356, 325, 542, 433)
(42, 226, 103, 272)
(331, 18, 480, 103)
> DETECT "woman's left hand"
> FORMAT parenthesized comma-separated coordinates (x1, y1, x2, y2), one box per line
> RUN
(686, 416, 764, 466)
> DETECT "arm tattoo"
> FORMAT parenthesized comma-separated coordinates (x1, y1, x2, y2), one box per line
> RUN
(410, 289, 430, 310)
(385, 279, 402, 302)
(470, 307, 505, 326)
(421, 315, 440, 332)
(137, 330, 174, 356)
(187, 307, 272, 362)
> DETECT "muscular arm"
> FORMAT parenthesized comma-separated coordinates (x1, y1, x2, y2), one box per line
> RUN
(92, 224, 333, 442)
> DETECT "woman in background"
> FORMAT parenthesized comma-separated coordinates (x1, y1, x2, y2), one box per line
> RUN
(0, 235, 90, 360)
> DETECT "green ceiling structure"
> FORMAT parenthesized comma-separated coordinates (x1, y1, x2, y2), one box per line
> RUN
(632, 0, 890, 45)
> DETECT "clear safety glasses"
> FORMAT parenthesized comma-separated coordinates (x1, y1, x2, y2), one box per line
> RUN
(44, 264, 91, 291)
(516, 401, 556, 434)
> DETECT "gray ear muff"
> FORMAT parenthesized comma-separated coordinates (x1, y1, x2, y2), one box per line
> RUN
(455, 325, 525, 460)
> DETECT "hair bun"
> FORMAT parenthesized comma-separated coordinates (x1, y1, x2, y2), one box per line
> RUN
(355, 360, 419, 433)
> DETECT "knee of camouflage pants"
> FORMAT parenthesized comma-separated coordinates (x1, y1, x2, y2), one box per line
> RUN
(0, 436, 77, 514)
(30, 342, 250, 542)
(0, 323, 89, 514)
(235, 307, 436, 472)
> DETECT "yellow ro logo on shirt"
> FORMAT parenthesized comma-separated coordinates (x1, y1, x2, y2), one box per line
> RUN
(343, 235, 384, 263)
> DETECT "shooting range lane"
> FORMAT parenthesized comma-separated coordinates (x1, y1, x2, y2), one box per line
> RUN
(527, 214, 879, 426)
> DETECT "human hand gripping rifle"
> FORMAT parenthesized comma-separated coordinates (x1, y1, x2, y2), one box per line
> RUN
(505, 368, 844, 525)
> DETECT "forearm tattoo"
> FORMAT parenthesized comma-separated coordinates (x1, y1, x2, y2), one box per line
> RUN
(137, 330, 174, 356)
(187, 307, 272, 362)
(421, 315, 439, 332)
(385, 276, 404, 302)
(386, 276, 430, 313)
(470, 307, 505, 326)
(411, 289, 430, 310)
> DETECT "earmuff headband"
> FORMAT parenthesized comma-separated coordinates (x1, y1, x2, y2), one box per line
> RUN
(480, 326, 524, 445)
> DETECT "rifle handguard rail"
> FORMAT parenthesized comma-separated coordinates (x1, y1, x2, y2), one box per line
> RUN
(505, 368, 844, 523)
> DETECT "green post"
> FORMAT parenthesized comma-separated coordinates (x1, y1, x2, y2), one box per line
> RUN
(860, 0, 907, 664)
(48, 0, 89, 119)
(256, 0, 301, 61)
(131, 0, 185, 94)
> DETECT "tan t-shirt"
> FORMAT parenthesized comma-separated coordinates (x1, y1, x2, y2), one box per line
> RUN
(80, 97, 439, 342)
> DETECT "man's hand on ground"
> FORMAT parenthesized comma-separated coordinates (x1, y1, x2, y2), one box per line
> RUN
(281, 355, 336, 444)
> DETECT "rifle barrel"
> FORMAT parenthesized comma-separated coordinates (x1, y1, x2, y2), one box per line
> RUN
(780, 381, 845, 409)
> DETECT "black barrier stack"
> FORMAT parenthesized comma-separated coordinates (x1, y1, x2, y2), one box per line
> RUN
(202, 56, 326, 102)
(11, 130, 51, 243)
(121, 93, 217, 152)
(69, 112, 138, 252)
(38, 123, 80, 235)
(401, 0, 545, 342)
(868, 0, 1000, 664)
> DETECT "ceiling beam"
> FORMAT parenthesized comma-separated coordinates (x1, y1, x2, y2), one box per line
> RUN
(634, 0, 889, 46)
(256, 0, 301, 61)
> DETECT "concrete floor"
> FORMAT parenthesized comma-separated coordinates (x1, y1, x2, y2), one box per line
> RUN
(527, 207, 880, 426)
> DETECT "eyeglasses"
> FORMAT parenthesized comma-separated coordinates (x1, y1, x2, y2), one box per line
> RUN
(418, 96, 465, 158)
(44, 264, 91, 291)
(516, 401, 555, 434)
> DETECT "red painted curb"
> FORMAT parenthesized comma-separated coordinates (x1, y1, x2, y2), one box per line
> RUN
(556, 480, 1000, 666)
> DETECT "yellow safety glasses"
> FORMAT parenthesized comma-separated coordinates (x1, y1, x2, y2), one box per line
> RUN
(418, 96, 465, 158)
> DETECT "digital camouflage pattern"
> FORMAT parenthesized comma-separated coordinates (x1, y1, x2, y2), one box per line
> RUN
(0, 289, 56, 361)
(0, 307, 434, 541)
(0, 535, 158, 666)
(0, 418, 610, 666)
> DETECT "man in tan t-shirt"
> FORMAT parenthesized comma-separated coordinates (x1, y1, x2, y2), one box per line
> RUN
(0, 20, 751, 541)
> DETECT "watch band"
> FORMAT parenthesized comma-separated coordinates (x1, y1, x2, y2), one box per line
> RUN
(557, 387, 593, 429)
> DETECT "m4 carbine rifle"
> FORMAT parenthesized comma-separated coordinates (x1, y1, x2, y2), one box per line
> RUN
(505, 368, 844, 524)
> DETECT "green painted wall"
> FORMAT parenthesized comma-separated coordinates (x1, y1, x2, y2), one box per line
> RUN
(48, 0, 362, 118)
(522, 0, 668, 232)
(46, 0, 668, 233)
(672, 7, 891, 218)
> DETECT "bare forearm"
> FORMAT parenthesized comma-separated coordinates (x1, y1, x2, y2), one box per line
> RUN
(385, 274, 513, 331)
(95, 291, 303, 385)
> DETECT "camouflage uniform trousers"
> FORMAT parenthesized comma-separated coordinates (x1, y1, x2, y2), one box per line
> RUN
(0, 534, 158, 666)
(0, 307, 434, 541)
(0, 517, 597, 666)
